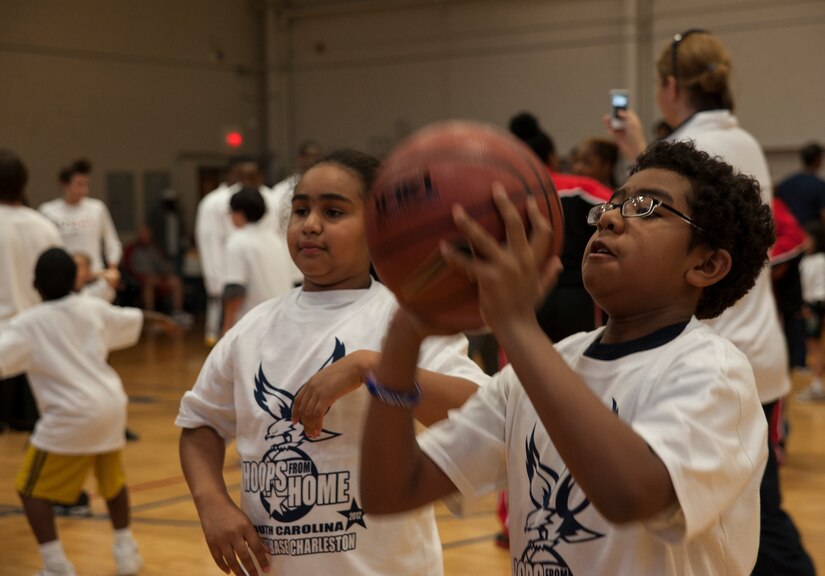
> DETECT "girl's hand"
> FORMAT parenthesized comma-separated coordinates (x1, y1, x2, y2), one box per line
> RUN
(292, 351, 372, 438)
(199, 497, 269, 575)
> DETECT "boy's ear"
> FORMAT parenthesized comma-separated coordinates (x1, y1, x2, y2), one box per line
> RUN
(687, 247, 732, 288)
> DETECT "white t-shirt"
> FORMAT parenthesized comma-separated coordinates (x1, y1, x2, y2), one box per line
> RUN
(0, 295, 143, 454)
(196, 184, 292, 297)
(420, 319, 767, 576)
(800, 252, 825, 303)
(668, 110, 790, 403)
(270, 174, 303, 284)
(0, 205, 62, 323)
(39, 197, 122, 273)
(225, 222, 294, 321)
(176, 281, 490, 575)
(196, 184, 238, 297)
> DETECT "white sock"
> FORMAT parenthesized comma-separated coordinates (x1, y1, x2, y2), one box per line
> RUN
(810, 378, 824, 392)
(39, 540, 70, 568)
(113, 527, 136, 548)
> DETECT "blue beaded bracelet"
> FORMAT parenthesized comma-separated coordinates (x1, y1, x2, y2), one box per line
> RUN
(364, 371, 422, 408)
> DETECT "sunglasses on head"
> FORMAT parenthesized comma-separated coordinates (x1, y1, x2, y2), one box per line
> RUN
(671, 28, 709, 85)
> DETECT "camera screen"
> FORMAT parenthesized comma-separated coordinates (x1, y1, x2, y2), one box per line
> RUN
(612, 94, 628, 108)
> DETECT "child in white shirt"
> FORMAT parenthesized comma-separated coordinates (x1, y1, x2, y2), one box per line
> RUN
(0, 248, 145, 576)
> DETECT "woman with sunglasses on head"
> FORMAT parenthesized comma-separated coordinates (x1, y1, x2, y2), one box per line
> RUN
(608, 30, 815, 576)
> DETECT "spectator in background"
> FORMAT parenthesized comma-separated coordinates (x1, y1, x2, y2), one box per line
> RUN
(221, 188, 293, 335)
(40, 158, 122, 274)
(123, 225, 193, 327)
(0, 149, 62, 433)
(770, 199, 810, 371)
(775, 142, 825, 228)
(147, 187, 186, 270)
(509, 112, 613, 342)
(571, 136, 620, 189)
(195, 156, 284, 346)
(798, 221, 825, 402)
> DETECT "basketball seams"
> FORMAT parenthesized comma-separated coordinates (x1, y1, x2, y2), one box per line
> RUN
(364, 121, 565, 330)
(367, 151, 550, 260)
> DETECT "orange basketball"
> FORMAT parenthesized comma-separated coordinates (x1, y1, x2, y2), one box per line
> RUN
(365, 120, 564, 331)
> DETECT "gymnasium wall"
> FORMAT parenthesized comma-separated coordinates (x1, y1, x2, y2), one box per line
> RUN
(0, 0, 261, 235)
(2, 0, 825, 238)
(282, 0, 825, 184)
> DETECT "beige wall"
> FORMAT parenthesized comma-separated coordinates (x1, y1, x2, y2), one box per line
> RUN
(281, 0, 825, 180)
(3, 0, 824, 239)
(1, 0, 261, 235)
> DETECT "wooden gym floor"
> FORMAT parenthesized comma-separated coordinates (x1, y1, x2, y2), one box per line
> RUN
(0, 327, 822, 575)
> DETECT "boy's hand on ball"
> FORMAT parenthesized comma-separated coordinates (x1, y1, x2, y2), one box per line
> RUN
(441, 183, 558, 331)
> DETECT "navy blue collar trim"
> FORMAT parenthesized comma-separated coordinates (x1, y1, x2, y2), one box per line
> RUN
(584, 321, 690, 360)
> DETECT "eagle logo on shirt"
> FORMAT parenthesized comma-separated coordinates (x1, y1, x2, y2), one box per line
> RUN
(247, 338, 353, 524)
(515, 423, 606, 575)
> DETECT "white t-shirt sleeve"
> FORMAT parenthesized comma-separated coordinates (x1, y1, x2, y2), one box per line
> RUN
(176, 332, 238, 439)
(195, 192, 229, 296)
(418, 368, 509, 501)
(0, 324, 32, 378)
(101, 304, 144, 351)
(417, 333, 491, 384)
(632, 337, 768, 543)
(224, 233, 248, 288)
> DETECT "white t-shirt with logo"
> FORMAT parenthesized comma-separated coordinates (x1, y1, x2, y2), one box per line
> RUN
(176, 281, 489, 575)
(39, 197, 122, 273)
(419, 318, 767, 576)
(0, 295, 143, 454)
(224, 222, 294, 321)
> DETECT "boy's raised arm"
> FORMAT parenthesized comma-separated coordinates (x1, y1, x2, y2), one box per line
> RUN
(441, 188, 678, 523)
(360, 312, 460, 515)
(179, 426, 270, 576)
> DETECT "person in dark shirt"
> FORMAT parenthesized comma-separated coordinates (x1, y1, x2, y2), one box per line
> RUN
(776, 142, 825, 227)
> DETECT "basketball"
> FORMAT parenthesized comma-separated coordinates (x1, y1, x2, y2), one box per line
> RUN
(365, 120, 564, 331)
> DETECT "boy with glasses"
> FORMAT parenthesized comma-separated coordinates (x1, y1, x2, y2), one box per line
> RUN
(360, 140, 773, 575)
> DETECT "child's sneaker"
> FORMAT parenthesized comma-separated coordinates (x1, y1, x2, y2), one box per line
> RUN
(113, 540, 143, 576)
(796, 382, 825, 402)
(172, 310, 194, 328)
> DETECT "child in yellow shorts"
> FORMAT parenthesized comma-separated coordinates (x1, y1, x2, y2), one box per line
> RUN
(0, 248, 145, 576)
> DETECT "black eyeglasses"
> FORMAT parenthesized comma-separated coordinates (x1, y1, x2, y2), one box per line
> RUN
(671, 28, 709, 85)
(587, 195, 708, 234)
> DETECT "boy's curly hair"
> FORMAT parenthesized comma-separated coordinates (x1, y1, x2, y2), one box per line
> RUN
(630, 140, 775, 319)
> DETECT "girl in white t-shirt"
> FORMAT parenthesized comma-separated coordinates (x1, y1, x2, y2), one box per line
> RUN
(177, 149, 489, 576)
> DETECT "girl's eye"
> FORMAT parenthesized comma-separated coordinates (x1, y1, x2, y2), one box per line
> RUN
(292, 206, 309, 217)
(325, 208, 344, 218)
